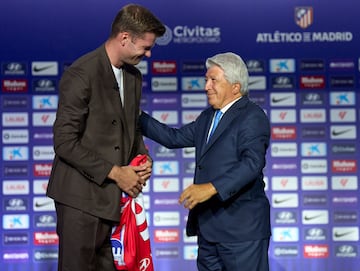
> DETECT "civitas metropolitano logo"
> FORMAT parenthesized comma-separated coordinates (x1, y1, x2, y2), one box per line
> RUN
(156, 25, 221, 45)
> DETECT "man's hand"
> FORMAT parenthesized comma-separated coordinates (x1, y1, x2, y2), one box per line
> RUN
(135, 155, 152, 184)
(108, 165, 145, 198)
(179, 183, 217, 210)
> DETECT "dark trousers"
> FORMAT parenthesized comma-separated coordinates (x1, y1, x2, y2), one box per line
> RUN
(197, 234, 270, 271)
(55, 202, 116, 271)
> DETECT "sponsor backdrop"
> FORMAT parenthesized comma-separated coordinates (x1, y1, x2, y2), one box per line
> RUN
(1, 0, 359, 270)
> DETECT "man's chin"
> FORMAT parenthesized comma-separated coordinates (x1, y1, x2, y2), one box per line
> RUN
(207, 96, 216, 105)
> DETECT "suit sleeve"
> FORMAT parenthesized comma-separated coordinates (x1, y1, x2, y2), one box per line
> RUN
(213, 108, 270, 201)
(53, 68, 113, 185)
(140, 111, 195, 148)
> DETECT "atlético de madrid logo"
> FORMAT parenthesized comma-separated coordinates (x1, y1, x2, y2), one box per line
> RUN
(295, 7, 313, 29)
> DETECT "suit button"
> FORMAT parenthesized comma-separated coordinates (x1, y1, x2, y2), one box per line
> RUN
(198, 165, 202, 170)
(112, 120, 117, 125)
(114, 146, 120, 151)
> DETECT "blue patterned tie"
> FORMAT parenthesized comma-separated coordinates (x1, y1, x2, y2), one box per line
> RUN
(207, 110, 223, 142)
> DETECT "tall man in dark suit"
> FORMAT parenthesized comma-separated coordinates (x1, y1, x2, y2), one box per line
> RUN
(140, 52, 271, 271)
(46, 4, 165, 271)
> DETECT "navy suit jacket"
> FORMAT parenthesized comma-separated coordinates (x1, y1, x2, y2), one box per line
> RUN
(140, 96, 271, 242)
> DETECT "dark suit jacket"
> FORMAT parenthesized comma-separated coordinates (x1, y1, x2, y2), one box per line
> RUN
(47, 45, 147, 222)
(140, 96, 271, 242)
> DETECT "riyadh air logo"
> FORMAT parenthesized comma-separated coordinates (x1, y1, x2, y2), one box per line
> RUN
(295, 7, 313, 29)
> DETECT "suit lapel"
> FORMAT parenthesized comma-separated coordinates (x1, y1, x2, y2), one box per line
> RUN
(122, 67, 136, 154)
(99, 46, 132, 158)
(198, 109, 214, 157)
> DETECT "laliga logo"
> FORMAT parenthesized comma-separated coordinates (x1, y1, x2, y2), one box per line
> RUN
(139, 258, 151, 271)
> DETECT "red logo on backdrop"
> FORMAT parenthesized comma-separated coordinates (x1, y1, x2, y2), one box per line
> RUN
(271, 126, 297, 140)
(33, 163, 52, 176)
(154, 229, 180, 243)
(2, 79, 28, 92)
(300, 76, 325, 89)
(295, 7, 313, 29)
(34, 231, 59, 245)
(151, 61, 177, 74)
(304, 245, 329, 258)
(332, 160, 357, 173)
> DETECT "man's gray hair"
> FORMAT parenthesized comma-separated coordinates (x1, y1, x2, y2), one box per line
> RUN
(206, 52, 249, 96)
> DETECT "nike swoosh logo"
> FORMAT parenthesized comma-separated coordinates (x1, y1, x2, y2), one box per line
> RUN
(249, 79, 264, 86)
(33, 65, 54, 72)
(274, 197, 293, 204)
(272, 96, 291, 103)
(334, 231, 354, 238)
(35, 201, 53, 208)
(304, 214, 323, 221)
(184, 149, 195, 154)
(332, 128, 352, 136)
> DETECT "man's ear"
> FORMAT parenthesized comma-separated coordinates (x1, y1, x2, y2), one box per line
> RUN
(116, 32, 130, 46)
(232, 83, 241, 95)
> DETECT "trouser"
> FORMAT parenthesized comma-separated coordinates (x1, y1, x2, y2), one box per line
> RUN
(197, 234, 270, 271)
(55, 202, 117, 271)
